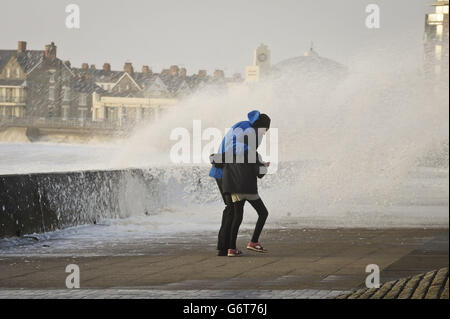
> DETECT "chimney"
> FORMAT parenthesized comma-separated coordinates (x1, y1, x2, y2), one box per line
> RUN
(142, 65, 152, 74)
(18, 41, 27, 53)
(44, 42, 57, 59)
(214, 69, 225, 79)
(103, 63, 111, 72)
(169, 65, 179, 76)
(180, 68, 187, 77)
(81, 63, 89, 70)
(123, 62, 134, 75)
(90, 64, 96, 69)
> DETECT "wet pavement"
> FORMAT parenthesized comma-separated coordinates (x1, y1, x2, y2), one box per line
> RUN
(0, 228, 448, 298)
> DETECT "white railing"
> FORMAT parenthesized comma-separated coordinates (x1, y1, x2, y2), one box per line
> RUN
(0, 116, 136, 131)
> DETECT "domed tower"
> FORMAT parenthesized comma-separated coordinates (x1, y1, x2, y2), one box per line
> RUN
(273, 44, 347, 82)
(303, 42, 319, 58)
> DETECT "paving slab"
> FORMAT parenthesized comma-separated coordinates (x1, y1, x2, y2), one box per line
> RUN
(0, 228, 448, 297)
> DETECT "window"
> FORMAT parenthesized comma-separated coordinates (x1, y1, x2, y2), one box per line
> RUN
(15, 69, 20, 78)
(428, 13, 444, 23)
(435, 45, 442, 60)
(437, 25, 443, 38)
(49, 70, 56, 83)
(79, 109, 87, 120)
(62, 105, 70, 120)
(5, 106, 13, 117)
(79, 94, 87, 106)
(6, 69, 10, 78)
(435, 5, 448, 14)
(6, 88, 13, 101)
(63, 86, 71, 101)
(15, 106, 23, 118)
(49, 87, 55, 100)
(16, 88, 22, 102)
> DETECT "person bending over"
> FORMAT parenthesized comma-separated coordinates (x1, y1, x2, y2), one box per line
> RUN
(209, 110, 271, 257)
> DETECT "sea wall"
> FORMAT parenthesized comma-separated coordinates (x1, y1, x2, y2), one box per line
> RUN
(0, 167, 216, 239)
(0, 163, 293, 239)
(1, 170, 126, 238)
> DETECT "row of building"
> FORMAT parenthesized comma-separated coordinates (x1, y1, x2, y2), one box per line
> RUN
(0, 1, 448, 127)
(0, 41, 241, 125)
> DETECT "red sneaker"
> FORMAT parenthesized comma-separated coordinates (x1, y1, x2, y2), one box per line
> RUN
(227, 249, 243, 257)
(247, 242, 267, 253)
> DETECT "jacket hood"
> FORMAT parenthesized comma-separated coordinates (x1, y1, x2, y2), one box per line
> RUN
(247, 110, 261, 125)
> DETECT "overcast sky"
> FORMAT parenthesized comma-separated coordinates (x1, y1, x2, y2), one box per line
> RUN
(1, 0, 433, 75)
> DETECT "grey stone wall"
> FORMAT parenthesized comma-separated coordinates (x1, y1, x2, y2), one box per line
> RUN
(0, 166, 220, 239)
(0, 163, 288, 239)
(0, 169, 170, 238)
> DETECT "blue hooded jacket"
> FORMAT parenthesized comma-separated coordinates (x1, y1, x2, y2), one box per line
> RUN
(209, 110, 261, 179)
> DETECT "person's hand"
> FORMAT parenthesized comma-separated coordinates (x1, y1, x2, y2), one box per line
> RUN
(265, 162, 271, 167)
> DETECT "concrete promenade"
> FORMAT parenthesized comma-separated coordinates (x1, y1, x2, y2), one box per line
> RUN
(0, 228, 448, 298)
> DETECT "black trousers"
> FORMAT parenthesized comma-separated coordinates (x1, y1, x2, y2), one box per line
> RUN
(216, 179, 234, 252)
(229, 198, 269, 250)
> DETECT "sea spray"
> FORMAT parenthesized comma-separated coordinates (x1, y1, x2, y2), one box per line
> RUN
(111, 48, 449, 225)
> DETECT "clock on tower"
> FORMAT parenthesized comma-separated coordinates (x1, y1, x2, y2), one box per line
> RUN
(258, 53, 267, 63)
(253, 44, 271, 74)
(246, 44, 271, 82)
